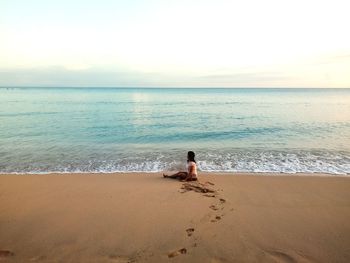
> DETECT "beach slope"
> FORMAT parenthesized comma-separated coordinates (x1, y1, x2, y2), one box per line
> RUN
(0, 173, 350, 262)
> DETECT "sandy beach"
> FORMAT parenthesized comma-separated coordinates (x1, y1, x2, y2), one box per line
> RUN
(0, 173, 350, 262)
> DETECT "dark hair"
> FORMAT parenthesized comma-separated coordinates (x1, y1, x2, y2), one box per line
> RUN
(187, 151, 196, 163)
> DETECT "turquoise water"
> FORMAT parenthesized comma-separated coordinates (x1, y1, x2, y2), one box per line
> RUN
(0, 87, 349, 174)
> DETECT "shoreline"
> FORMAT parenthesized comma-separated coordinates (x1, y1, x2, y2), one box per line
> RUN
(0, 171, 349, 177)
(1, 173, 349, 262)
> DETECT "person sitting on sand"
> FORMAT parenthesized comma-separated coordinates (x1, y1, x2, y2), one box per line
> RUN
(163, 151, 198, 181)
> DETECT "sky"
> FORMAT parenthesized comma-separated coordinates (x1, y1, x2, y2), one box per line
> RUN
(0, 0, 349, 87)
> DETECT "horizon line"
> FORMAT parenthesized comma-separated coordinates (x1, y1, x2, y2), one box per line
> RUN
(1, 86, 350, 89)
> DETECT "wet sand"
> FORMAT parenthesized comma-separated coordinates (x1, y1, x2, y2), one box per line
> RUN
(0, 173, 350, 262)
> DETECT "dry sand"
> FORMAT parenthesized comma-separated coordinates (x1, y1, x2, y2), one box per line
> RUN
(0, 172, 350, 262)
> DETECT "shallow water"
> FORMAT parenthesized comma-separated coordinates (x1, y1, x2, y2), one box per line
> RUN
(0, 87, 349, 174)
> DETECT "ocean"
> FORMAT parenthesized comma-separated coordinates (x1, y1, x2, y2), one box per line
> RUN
(0, 87, 349, 175)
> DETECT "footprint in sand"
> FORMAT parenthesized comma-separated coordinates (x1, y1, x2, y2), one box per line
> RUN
(211, 216, 222, 223)
(209, 205, 219, 211)
(203, 193, 216, 198)
(168, 248, 187, 258)
(186, 228, 195, 237)
(181, 182, 216, 194)
(219, 198, 226, 203)
(0, 250, 14, 258)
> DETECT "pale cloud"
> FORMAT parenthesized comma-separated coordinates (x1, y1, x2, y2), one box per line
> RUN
(0, 67, 147, 87)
